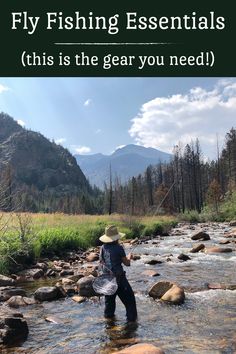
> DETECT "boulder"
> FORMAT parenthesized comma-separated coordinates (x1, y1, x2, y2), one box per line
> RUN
(114, 343, 165, 354)
(190, 244, 205, 253)
(207, 283, 236, 290)
(34, 286, 62, 301)
(219, 240, 231, 245)
(34, 262, 48, 272)
(86, 252, 99, 262)
(0, 275, 16, 287)
(60, 269, 74, 277)
(0, 313, 28, 345)
(142, 270, 160, 277)
(7, 296, 36, 307)
(145, 259, 162, 265)
(149, 281, 185, 305)
(205, 247, 233, 253)
(17, 268, 44, 279)
(229, 220, 236, 226)
(0, 287, 26, 302)
(46, 269, 56, 277)
(178, 254, 191, 261)
(77, 276, 98, 297)
(191, 230, 210, 241)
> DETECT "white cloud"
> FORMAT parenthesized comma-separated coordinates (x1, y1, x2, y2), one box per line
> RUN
(71, 145, 91, 154)
(115, 145, 125, 151)
(129, 79, 236, 159)
(55, 138, 66, 145)
(0, 84, 10, 94)
(17, 119, 26, 127)
(84, 98, 92, 107)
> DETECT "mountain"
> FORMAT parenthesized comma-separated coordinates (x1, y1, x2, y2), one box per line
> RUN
(75, 144, 172, 188)
(0, 113, 93, 212)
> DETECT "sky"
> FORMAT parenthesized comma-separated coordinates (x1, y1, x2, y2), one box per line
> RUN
(0, 77, 236, 159)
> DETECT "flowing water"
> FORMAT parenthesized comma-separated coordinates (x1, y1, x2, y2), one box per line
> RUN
(1, 223, 236, 353)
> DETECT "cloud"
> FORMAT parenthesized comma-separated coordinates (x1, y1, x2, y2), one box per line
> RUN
(84, 98, 92, 107)
(55, 138, 66, 145)
(0, 84, 10, 94)
(129, 79, 236, 158)
(95, 129, 102, 134)
(115, 145, 126, 151)
(71, 145, 91, 154)
(17, 119, 26, 127)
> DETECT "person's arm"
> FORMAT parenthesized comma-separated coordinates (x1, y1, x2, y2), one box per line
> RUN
(122, 253, 132, 266)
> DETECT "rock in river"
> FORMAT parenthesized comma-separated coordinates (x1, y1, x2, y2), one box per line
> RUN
(114, 343, 165, 354)
(77, 276, 98, 297)
(149, 281, 185, 305)
(0, 275, 16, 287)
(190, 244, 205, 253)
(7, 295, 37, 307)
(205, 247, 233, 253)
(178, 253, 191, 261)
(34, 286, 65, 302)
(0, 313, 28, 345)
(0, 287, 26, 301)
(191, 230, 210, 241)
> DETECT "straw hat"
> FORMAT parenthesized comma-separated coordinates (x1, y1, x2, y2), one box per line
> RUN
(99, 225, 125, 243)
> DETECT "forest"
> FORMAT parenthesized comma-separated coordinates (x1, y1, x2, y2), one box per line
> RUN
(1, 125, 236, 221)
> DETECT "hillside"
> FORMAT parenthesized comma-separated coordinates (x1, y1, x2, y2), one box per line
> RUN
(75, 144, 172, 188)
(0, 113, 95, 212)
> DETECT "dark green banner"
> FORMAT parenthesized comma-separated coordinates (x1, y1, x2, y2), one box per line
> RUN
(0, 0, 235, 76)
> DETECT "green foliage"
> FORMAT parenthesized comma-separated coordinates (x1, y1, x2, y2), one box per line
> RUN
(179, 210, 201, 223)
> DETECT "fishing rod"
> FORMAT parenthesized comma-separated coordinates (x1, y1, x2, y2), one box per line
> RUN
(130, 181, 176, 254)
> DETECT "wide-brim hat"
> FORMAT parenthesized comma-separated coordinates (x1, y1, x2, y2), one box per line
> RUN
(99, 225, 125, 243)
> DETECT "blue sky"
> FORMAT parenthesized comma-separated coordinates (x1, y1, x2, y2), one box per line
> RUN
(0, 77, 236, 159)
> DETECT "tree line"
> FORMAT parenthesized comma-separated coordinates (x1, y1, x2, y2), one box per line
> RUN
(1, 127, 236, 216)
(104, 128, 236, 216)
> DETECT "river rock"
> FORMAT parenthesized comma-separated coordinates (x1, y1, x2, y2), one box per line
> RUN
(72, 295, 86, 303)
(191, 230, 210, 241)
(178, 254, 191, 261)
(190, 244, 205, 253)
(0, 287, 27, 302)
(17, 268, 44, 279)
(0, 275, 16, 287)
(149, 281, 185, 305)
(86, 252, 99, 262)
(229, 220, 236, 226)
(145, 259, 162, 265)
(142, 270, 160, 277)
(34, 262, 48, 272)
(46, 269, 56, 277)
(60, 269, 74, 277)
(77, 276, 98, 297)
(132, 255, 141, 261)
(205, 247, 233, 253)
(34, 286, 63, 301)
(114, 343, 165, 354)
(0, 313, 28, 345)
(219, 239, 231, 245)
(7, 296, 36, 307)
(207, 283, 236, 290)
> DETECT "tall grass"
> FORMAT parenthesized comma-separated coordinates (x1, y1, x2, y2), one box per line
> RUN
(0, 213, 177, 274)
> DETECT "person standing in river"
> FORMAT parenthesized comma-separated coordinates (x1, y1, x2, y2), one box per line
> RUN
(99, 225, 137, 322)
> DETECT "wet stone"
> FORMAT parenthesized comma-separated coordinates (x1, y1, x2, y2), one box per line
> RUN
(0, 275, 16, 287)
(178, 253, 191, 261)
(190, 244, 205, 253)
(191, 230, 210, 241)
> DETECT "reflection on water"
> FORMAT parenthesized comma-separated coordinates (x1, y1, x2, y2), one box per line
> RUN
(2, 223, 236, 353)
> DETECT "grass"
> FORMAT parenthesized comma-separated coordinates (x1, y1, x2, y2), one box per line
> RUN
(0, 213, 177, 274)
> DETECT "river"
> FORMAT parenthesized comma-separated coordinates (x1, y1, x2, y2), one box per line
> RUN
(2, 222, 236, 353)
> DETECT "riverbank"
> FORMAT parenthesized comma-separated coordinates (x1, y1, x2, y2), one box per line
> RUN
(0, 213, 177, 275)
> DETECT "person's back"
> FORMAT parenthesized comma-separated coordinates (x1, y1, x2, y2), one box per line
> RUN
(100, 242, 125, 276)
